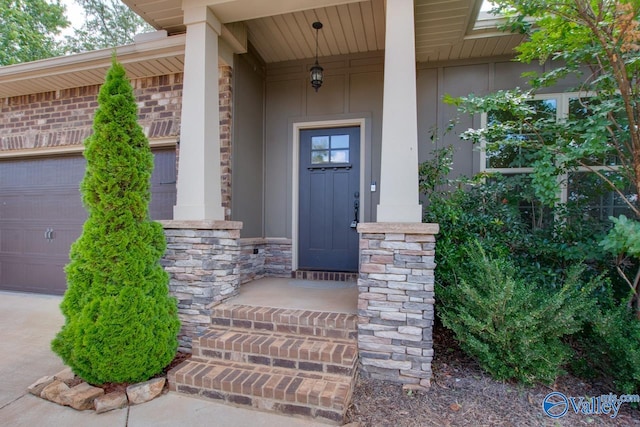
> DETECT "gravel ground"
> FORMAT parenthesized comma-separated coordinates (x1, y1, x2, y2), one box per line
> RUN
(346, 327, 640, 426)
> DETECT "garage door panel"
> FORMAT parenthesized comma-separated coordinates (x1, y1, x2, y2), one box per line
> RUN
(23, 227, 51, 255)
(0, 194, 24, 219)
(1, 149, 176, 294)
(0, 227, 24, 253)
(0, 157, 86, 188)
(0, 256, 66, 295)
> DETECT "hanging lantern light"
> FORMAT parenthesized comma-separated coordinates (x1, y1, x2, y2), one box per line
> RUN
(310, 21, 323, 92)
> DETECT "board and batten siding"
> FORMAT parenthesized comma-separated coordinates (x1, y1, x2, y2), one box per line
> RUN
(262, 51, 556, 239)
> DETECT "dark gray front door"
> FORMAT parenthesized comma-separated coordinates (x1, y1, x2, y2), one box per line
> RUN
(299, 127, 360, 272)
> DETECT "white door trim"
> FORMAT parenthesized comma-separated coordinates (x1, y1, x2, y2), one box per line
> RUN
(291, 118, 366, 272)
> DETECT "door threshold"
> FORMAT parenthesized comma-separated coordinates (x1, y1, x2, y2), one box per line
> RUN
(292, 270, 358, 282)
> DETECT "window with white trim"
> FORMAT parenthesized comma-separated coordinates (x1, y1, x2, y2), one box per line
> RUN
(480, 92, 633, 222)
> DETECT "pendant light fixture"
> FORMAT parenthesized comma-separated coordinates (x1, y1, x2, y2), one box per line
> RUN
(310, 21, 324, 92)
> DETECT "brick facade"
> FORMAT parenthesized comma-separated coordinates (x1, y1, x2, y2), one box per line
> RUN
(0, 73, 183, 151)
(219, 66, 233, 220)
(356, 222, 439, 389)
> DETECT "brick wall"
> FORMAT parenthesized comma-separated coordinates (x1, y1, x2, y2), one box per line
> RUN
(0, 73, 183, 151)
(1, 68, 239, 222)
(219, 66, 233, 220)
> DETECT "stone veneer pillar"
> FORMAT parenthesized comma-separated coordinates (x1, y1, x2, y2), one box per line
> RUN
(160, 220, 243, 352)
(356, 222, 439, 389)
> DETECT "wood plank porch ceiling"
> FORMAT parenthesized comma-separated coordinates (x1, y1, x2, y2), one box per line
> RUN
(123, 0, 524, 63)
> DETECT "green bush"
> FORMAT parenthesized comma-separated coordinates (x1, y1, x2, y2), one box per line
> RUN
(438, 241, 598, 385)
(421, 150, 638, 388)
(576, 301, 640, 394)
(424, 174, 612, 292)
(424, 176, 526, 289)
(51, 59, 180, 385)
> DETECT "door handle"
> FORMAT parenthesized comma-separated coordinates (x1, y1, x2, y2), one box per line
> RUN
(44, 228, 54, 241)
(351, 198, 359, 229)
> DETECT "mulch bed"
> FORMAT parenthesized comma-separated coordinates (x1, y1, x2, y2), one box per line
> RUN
(345, 326, 640, 426)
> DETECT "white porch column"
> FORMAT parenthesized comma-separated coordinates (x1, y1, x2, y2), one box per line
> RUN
(173, 6, 225, 220)
(376, 0, 422, 223)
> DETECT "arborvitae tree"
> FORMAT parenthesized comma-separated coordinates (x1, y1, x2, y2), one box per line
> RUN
(52, 58, 180, 385)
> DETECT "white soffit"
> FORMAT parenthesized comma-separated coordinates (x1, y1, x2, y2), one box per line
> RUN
(0, 35, 185, 99)
(123, 0, 521, 64)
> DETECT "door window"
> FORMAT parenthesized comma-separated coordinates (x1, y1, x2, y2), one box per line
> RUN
(311, 134, 350, 164)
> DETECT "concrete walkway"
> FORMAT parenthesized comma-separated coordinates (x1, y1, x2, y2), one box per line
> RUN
(0, 291, 330, 427)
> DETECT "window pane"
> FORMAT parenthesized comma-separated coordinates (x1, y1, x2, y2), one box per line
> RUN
(567, 172, 634, 220)
(569, 97, 591, 120)
(486, 173, 553, 229)
(530, 99, 557, 121)
(487, 144, 521, 168)
(311, 150, 329, 164)
(331, 135, 349, 149)
(330, 149, 349, 163)
(312, 136, 329, 150)
(485, 99, 557, 169)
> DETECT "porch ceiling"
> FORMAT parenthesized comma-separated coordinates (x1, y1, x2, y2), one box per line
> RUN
(122, 0, 524, 63)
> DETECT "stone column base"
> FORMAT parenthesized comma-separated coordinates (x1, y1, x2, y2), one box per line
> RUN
(160, 220, 243, 352)
(356, 222, 439, 389)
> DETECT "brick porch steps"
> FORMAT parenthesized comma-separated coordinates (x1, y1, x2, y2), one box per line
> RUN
(196, 327, 357, 375)
(169, 358, 352, 422)
(168, 304, 359, 424)
(211, 304, 358, 340)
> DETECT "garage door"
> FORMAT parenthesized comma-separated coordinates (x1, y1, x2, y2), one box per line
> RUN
(0, 149, 176, 295)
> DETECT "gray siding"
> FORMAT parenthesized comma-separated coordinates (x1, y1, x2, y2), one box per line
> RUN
(264, 52, 385, 238)
(232, 52, 266, 238)
(262, 51, 578, 237)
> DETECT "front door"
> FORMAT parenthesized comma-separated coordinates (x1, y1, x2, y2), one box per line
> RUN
(299, 126, 360, 272)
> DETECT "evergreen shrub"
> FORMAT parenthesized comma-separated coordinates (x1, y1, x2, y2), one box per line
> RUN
(578, 301, 640, 394)
(438, 241, 598, 385)
(51, 59, 180, 385)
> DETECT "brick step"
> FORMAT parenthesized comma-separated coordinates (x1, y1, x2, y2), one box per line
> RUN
(211, 304, 357, 340)
(168, 358, 353, 424)
(194, 327, 357, 376)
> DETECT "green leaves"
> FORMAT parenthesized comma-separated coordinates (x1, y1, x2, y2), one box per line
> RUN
(52, 59, 179, 385)
(63, 0, 153, 54)
(0, 0, 69, 65)
(0, 0, 154, 65)
(600, 214, 640, 257)
(418, 145, 454, 195)
(439, 241, 599, 385)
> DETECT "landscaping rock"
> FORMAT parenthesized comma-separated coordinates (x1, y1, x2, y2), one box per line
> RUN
(54, 367, 75, 382)
(41, 380, 70, 405)
(402, 384, 425, 393)
(28, 375, 55, 396)
(94, 391, 128, 414)
(126, 377, 165, 404)
(60, 382, 105, 410)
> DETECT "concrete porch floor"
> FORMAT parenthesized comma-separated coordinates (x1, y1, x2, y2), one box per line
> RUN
(229, 277, 358, 314)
